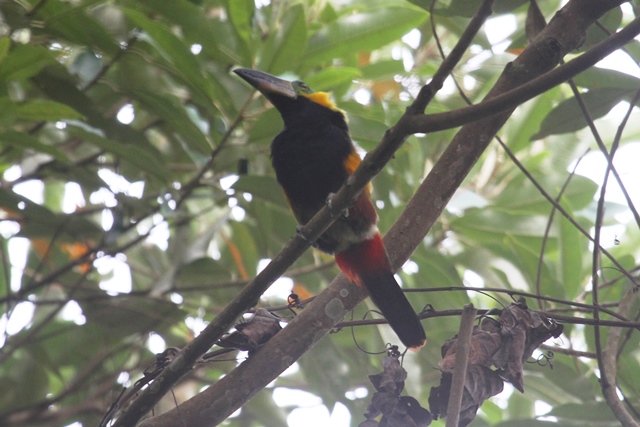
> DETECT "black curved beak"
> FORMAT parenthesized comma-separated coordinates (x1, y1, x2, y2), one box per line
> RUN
(233, 68, 297, 99)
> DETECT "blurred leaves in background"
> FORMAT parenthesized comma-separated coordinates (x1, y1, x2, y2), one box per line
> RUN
(0, 0, 639, 426)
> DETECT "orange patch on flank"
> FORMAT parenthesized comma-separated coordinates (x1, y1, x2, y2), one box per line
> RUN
(343, 151, 372, 196)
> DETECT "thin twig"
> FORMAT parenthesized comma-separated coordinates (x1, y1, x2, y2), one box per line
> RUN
(446, 304, 477, 427)
(601, 286, 640, 426)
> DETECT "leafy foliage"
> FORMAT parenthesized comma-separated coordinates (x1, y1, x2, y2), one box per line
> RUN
(0, 1, 639, 427)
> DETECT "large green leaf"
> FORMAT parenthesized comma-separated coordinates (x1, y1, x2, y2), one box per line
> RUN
(532, 88, 632, 139)
(573, 67, 640, 90)
(0, 44, 55, 82)
(15, 99, 84, 122)
(0, 130, 69, 161)
(493, 174, 598, 214)
(580, 6, 622, 51)
(304, 67, 362, 91)
(305, 7, 428, 63)
(123, 8, 215, 101)
(175, 257, 233, 287)
(549, 402, 618, 424)
(133, 89, 211, 154)
(259, 4, 307, 74)
(233, 175, 288, 207)
(67, 125, 167, 180)
(138, 0, 243, 64)
(0, 36, 10, 64)
(226, 0, 255, 55)
(38, 0, 119, 56)
(81, 296, 185, 338)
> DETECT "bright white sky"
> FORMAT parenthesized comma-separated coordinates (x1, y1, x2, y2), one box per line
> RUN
(2, 7, 640, 426)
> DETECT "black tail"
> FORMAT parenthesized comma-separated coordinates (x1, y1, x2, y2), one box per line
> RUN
(360, 270, 426, 350)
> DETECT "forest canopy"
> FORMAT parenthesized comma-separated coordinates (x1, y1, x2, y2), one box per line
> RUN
(1, 0, 639, 427)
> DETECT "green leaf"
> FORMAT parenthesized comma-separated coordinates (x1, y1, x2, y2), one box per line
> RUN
(452, 208, 555, 240)
(122, 8, 215, 100)
(0, 44, 55, 82)
(493, 174, 598, 214)
(233, 175, 288, 207)
(305, 7, 428, 63)
(557, 205, 585, 298)
(573, 67, 640, 90)
(0, 187, 57, 225)
(532, 88, 631, 139)
(0, 36, 10, 64)
(133, 90, 211, 154)
(346, 113, 388, 148)
(581, 6, 622, 51)
(31, 68, 163, 164)
(0, 130, 69, 162)
(247, 108, 284, 145)
(81, 297, 185, 338)
(259, 4, 307, 74)
(360, 60, 405, 80)
(227, 0, 254, 46)
(175, 257, 231, 287)
(138, 0, 242, 64)
(304, 67, 362, 91)
(39, 0, 120, 56)
(67, 125, 167, 180)
(549, 402, 617, 423)
(15, 99, 84, 121)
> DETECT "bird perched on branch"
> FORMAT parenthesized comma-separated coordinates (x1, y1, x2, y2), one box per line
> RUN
(234, 68, 426, 350)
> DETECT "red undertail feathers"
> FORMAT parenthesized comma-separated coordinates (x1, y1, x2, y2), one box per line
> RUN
(335, 233, 426, 350)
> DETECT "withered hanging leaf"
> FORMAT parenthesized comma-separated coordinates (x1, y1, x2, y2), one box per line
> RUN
(429, 298, 563, 426)
(384, 396, 432, 427)
(493, 321, 527, 392)
(525, 308, 564, 356)
(429, 366, 503, 426)
(217, 308, 282, 355)
(362, 348, 431, 426)
(439, 325, 501, 372)
(368, 350, 407, 394)
(463, 365, 504, 416)
(495, 299, 563, 392)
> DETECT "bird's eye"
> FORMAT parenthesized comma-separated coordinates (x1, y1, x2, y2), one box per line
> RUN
(299, 83, 309, 91)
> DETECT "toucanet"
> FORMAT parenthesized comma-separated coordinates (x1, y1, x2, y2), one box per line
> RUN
(234, 68, 426, 350)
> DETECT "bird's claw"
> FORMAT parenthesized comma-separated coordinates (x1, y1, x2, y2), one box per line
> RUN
(326, 193, 349, 218)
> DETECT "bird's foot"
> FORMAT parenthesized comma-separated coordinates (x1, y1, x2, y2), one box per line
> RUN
(326, 193, 349, 218)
